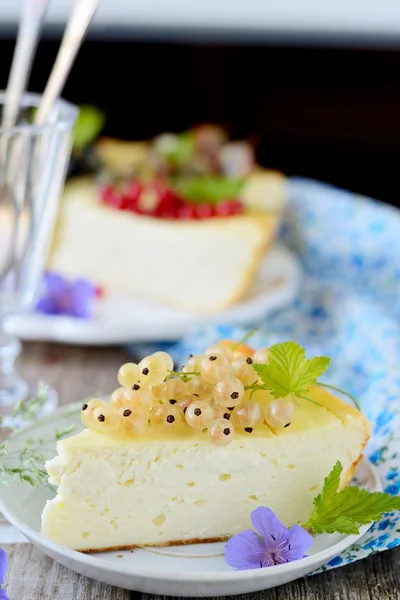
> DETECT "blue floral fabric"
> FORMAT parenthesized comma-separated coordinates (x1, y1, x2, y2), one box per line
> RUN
(127, 177, 400, 571)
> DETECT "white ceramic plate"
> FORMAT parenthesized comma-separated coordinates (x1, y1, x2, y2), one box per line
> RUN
(0, 404, 380, 597)
(4, 244, 300, 346)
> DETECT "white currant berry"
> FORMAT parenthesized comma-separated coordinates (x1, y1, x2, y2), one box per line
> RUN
(265, 398, 295, 429)
(151, 404, 183, 429)
(182, 354, 202, 374)
(185, 400, 214, 430)
(110, 387, 126, 407)
(117, 362, 141, 387)
(213, 405, 233, 421)
(188, 376, 214, 403)
(178, 394, 197, 415)
(205, 343, 234, 362)
(199, 353, 231, 384)
(82, 399, 119, 433)
(124, 385, 154, 410)
(230, 355, 258, 386)
(151, 351, 174, 372)
(138, 355, 168, 386)
(153, 378, 185, 403)
(81, 398, 106, 428)
(208, 419, 235, 446)
(119, 404, 148, 434)
(232, 401, 264, 432)
(214, 376, 244, 407)
(253, 347, 270, 364)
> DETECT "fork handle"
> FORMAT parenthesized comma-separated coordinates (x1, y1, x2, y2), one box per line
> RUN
(34, 0, 99, 126)
(2, 0, 50, 131)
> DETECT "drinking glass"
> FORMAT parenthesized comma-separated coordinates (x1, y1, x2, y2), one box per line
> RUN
(0, 92, 77, 423)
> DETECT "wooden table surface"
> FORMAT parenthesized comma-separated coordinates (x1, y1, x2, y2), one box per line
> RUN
(3, 342, 399, 600)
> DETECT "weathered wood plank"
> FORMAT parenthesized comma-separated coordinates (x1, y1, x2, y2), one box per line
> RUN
(17, 342, 131, 406)
(3, 543, 130, 599)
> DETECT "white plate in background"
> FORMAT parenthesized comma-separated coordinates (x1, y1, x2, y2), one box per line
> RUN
(5, 244, 301, 346)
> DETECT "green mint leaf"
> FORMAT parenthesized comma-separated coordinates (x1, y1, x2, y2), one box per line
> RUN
(175, 176, 244, 204)
(305, 461, 400, 535)
(252, 341, 331, 399)
(73, 105, 105, 150)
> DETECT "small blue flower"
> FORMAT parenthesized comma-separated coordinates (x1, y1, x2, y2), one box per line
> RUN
(225, 507, 313, 570)
(369, 449, 383, 465)
(375, 534, 390, 547)
(387, 539, 400, 550)
(36, 272, 98, 318)
(385, 483, 400, 496)
(363, 534, 390, 551)
(363, 538, 377, 551)
(0, 548, 9, 600)
(387, 470, 399, 481)
(327, 555, 343, 567)
(378, 519, 392, 531)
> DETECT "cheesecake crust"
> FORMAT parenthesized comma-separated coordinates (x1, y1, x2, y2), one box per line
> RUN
(79, 536, 224, 554)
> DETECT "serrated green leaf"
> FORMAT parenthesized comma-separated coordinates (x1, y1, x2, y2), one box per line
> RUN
(73, 105, 105, 149)
(304, 461, 400, 535)
(175, 176, 244, 204)
(311, 516, 360, 536)
(313, 460, 343, 511)
(252, 341, 331, 399)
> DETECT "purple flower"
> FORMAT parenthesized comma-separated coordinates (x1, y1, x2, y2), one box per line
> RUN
(0, 548, 9, 599)
(36, 272, 98, 318)
(225, 507, 313, 570)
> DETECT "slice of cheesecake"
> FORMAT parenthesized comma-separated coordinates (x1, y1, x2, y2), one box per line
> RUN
(47, 170, 285, 313)
(41, 345, 371, 552)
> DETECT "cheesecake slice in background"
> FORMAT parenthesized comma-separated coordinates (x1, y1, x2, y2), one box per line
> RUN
(46, 126, 287, 314)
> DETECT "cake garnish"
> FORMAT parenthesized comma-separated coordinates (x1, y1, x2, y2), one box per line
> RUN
(225, 506, 313, 569)
(0, 548, 9, 600)
(36, 272, 98, 318)
(226, 461, 400, 570)
(79, 338, 362, 443)
(98, 124, 253, 220)
(248, 341, 361, 411)
(303, 461, 400, 535)
(249, 341, 331, 406)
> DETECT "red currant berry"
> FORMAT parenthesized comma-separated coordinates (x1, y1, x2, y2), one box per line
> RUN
(124, 181, 142, 209)
(215, 200, 234, 216)
(230, 200, 243, 215)
(195, 204, 215, 219)
(177, 204, 197, 220)
(101, 184, 125, 209)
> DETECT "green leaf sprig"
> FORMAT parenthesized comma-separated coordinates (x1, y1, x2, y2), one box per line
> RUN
(175, 176, 244, 205)
(249, 341, 361, 410)
(73, 105, 105, 150)
(0, 387, 77, 488)
(231, 328, 258, 352)
(303, 461, 400, 535)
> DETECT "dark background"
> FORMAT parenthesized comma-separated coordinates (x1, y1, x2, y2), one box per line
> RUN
(1, 37, 399, 207)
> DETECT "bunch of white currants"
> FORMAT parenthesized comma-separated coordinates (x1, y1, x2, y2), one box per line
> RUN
(81, 342, 295, 446)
